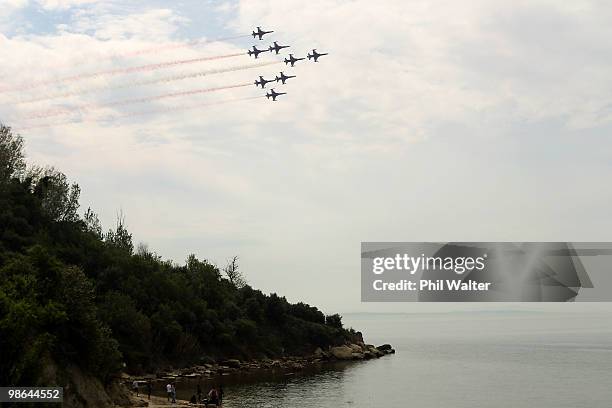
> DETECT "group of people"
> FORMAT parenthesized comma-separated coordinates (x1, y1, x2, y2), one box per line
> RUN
(191, 383, 224, 406)
(166, 382, 178, 403)
(131, 380, 152, 400)
(132, 379, 224, 406)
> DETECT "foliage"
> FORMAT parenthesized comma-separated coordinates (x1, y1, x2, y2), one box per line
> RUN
(0, 125, 352, 386)
(223, 256, 247, 289)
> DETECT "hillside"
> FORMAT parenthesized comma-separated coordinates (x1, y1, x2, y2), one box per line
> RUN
(0, 123, 357, 388)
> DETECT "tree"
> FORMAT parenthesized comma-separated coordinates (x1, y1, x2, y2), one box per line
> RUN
(30, 166, 81, 222)
(83, 207, 103, 239)
(105, 211, 133, 254)
(0, 124, 26, 182)
(223, 256, 246, 289)
(325, 314, 343, 329)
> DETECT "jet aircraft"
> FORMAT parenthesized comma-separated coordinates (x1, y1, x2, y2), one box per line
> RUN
(307, 49, 328, 62)
(266, 88, 286, 101)
(255, 75, 276, 88)
(247, 46, 269, 59)
(283, 54, 305, 67)
(252, 26, 273, 40)
(275, 71, 296, 84)
(269, 41, 290, 54)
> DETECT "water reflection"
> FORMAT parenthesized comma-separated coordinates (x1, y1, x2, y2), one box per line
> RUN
(154, 360, 361, 407)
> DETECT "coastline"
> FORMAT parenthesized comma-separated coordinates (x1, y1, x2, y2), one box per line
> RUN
(122, 343, 395, 407)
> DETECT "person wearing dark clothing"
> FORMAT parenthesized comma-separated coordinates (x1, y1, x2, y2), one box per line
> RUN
(196, 383, 202, 403)
(146, 382, 152, 400)
(207, 387, 219, 406)
(218, 385, 224, 405)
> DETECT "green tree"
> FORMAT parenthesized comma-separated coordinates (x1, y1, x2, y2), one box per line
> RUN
(0, 124, 26, 183)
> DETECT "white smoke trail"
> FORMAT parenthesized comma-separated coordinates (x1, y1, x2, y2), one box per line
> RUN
(15, 61, 281, 105)
(23, 83, 253, 120)
(15, 95, 266, 131)
(0, 52, 246, 94)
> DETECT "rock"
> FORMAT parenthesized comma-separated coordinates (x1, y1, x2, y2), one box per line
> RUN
(364, 345, 383, 357)
(330, 345, 353, 360)
(313, 347, 324, 358)
(199, 356, 216, 365)
(351, 352, 365, 360)
(223, 359, 241, 369)
(376, 344, 393, 352)
(348, 343, 363, 353)
(290, 362, 305, 370)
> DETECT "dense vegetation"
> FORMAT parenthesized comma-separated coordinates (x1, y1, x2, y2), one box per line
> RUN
(0, 124, 354, 386)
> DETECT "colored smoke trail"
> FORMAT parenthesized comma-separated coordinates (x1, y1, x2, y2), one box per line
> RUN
(120, 34, 251, 58)
(0, 52, 246, 94)
(119, 95, 265, 119)
(16, 95, 265, 131)
(16, 61, 281, 105)
(23, 83, 253, 120)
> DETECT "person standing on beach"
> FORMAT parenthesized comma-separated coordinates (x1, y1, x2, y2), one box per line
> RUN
(171, 383, 177, 404)
(146, 381, 152, 400)
(132, 380, 139, 396)
(218, 385, 224, 406)
(166, 382, 172, 402)
(208, 387, 219, 406)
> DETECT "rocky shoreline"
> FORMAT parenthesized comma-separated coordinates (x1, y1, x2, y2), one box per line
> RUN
(125, 342, 395, 389)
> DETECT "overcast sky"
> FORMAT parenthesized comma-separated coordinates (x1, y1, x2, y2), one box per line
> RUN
(1, 1, 612, 314)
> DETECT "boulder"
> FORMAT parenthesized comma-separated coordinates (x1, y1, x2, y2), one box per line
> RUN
(351, 352, 365, 360)
(366, 345, 383, 357)
(223, 359, 241, 369)
(376, 344, 393, 352)
(348, 343, 363, 353)
(330, 345, 353, 360)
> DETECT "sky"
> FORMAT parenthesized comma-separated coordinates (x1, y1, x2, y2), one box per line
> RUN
(1, 1, 612, 314)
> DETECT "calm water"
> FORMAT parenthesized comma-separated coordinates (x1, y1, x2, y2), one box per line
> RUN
(172, 311, 612, 408)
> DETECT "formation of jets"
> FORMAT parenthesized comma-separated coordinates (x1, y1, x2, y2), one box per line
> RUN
(248, 27, 328, 101)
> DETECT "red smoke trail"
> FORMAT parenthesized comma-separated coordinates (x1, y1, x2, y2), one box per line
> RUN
(16, 61, 281, 105)
(23, 83, 253, 120)
(120, 34, 251, 58)
(118, 95, 265, 119)
(16, 95, 265, 131)
(0, 52, 246, 94)
(9, 34, 251, 85)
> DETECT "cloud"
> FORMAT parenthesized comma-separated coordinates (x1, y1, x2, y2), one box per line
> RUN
(0, 0, 29, 31)
(36, 0, 96, 11)
(69, 7, 189, 41)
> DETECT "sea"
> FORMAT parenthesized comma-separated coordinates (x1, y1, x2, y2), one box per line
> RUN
(169, 310, 612, 408)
